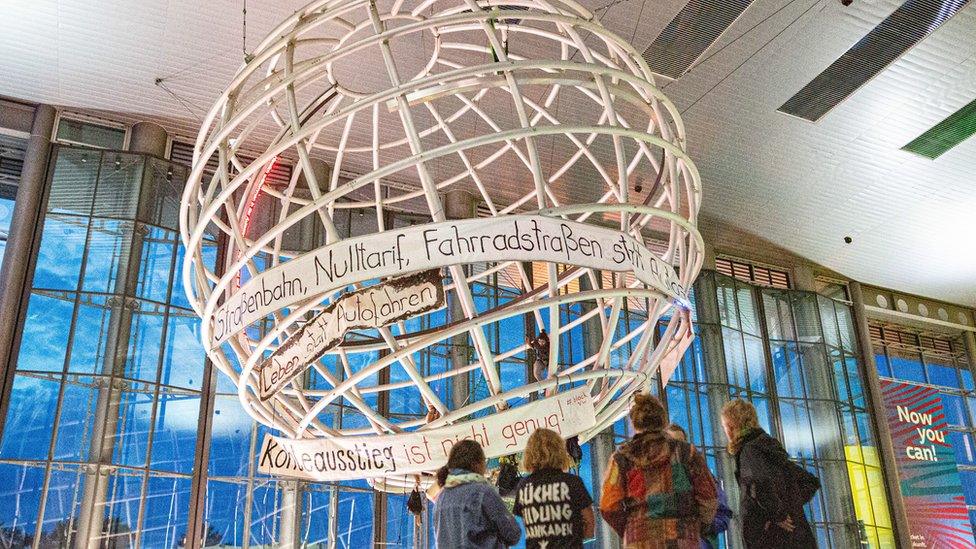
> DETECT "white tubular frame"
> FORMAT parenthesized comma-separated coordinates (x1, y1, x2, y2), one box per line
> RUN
(178, 0, 703, 477)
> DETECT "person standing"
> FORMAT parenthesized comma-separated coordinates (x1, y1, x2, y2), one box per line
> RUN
(600, 393, 718, 548)
(530, 330, 550, 382)
(433, 439, 522, 549)
(513, 428, 595, 548)
(721, 399, 819, 549)
(666, 423, 732, 549)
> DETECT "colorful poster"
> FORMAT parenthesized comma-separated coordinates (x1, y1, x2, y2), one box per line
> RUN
(879, 379, 975, 548)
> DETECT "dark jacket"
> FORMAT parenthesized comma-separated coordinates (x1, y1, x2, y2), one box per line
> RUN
(433, 469, 521, 548)
(700, 484, 732, 549)
(733, 429, 816, 549)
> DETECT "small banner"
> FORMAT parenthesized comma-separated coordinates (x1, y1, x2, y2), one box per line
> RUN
(879, 379, 975, 547)
(254, 269, 444, 401)
(257, 386, 596, 481)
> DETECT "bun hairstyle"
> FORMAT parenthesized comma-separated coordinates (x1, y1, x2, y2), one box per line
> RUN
(436, 439, 486, 486)
(629, 393, 666, 433)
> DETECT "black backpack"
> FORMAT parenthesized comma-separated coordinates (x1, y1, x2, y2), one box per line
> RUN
(755, 440, 821, 505)
(784, 458, 821, 505)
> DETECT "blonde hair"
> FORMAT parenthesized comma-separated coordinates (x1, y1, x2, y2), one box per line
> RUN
(522, 429, 574, 472)
(722, 399, 761, 453)
(629, 393, 666, 432)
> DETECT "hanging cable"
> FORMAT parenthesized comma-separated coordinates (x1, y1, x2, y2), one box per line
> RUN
(680, 0, 824, 115)
(664, 0, 802, 88)
(243, 0, 253, 63)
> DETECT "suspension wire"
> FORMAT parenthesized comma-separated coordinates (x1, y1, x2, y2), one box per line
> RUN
(679, 0, 824, 115)
(663, 0, 802, 88)
(243, 0, 250, 62)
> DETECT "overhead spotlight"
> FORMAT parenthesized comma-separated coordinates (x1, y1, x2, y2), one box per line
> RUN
(840, 0, 853, 6)
(844, 236, 853, 244)
(114, 156, 122, 170)
(634, 183, 643, 193)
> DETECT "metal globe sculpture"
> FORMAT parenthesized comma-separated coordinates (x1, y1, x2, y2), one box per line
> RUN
(180, 0, 702, 488)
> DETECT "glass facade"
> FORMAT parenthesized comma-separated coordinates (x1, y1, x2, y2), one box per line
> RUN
(0, 144, 973, 548)
(660, 272, 894, 548)
(0, 146, 205, 547)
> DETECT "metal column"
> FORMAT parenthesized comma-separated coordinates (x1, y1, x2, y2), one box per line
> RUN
(128, 121, 168, 157)
(0, 104, 56, 437)
(964, 330, 976, 381)
(444, 190, 475, 410)
(692, 272, 742, 547)
(849, 281, 912, 549)
(75, 122, 169, 548)
(580, 272, 621, 549)
(328, 487, 340, 548)
(279, 480, 304, 548)
(185, 224, 228, 549)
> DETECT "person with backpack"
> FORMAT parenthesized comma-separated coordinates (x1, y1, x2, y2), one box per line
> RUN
(513, 428, 595, 548)
(599, 393, 718, 548)
(666, 423, 732, 549)
(721, 399, 819, 549)
(433, 439, 522, 548)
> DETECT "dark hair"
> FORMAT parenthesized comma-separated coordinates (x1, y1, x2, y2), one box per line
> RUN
(629, 393, 666, 432)
(666, 423, 687, 441)
(436, 439, 486, 486)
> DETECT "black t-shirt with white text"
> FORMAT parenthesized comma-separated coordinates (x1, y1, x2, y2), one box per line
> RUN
(513, 469, 593, 549)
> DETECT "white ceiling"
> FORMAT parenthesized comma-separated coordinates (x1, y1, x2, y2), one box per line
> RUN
(0, 0, 974, 306)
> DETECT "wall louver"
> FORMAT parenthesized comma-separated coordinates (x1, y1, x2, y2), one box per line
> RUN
(170, 141, 293, 187)
(0, 135, 27, 187)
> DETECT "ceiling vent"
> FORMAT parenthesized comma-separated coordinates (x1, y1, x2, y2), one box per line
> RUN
(902, 96, 976, 158)
(0, 135, 27, 186)
(641, 0, 756, 80)
(779, 0, 971, 122)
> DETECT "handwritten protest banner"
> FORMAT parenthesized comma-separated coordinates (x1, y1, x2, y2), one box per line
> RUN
(257, 386, 595, 481)
(210, 215, 687, 347)
(254, 270, 444, 401)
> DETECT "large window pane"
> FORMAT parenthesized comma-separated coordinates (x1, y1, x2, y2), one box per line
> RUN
(47, 148, 98, 215)
(33, 215, 87, 290)
(18, 292, 73, 372)
(0, 375, 59, 459)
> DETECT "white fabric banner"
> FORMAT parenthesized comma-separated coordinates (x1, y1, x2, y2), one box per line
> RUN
(256, 386, 596, 481)
(254, 270, 444, 401)
(211, 215, 687, 347)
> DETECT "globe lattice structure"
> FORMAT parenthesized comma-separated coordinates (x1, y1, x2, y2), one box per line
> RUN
(179, 0, 702, 489)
